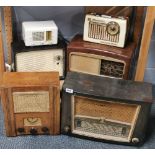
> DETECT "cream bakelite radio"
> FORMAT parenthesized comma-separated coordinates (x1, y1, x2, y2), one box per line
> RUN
(83, 14, 128, 48)
(12, 39, 66, 80)
(22, 20, 58, 46)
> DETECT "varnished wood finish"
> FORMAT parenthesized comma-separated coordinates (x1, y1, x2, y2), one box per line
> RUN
(3, 6, 13, 65)
(67, 35, 136, 79)
(0, 13, 5, 77)
(61, 72, 152, 145)
(0, 13, 5, 97)
(85, 6, 132, 17)
(15, 113, 51, 135)
(0, 72, 60, 136)
(135, 6, 155, 81)
(1, 72, 59, 88)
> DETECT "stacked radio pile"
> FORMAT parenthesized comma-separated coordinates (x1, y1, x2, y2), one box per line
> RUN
(0, 7, 153, 146)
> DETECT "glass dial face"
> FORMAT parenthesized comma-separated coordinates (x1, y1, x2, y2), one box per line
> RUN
(106, 21, 120, 35)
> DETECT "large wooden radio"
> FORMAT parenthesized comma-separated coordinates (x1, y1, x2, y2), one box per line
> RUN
(61, 72, 152, 145)
(67, 35, 136, 79)
(12, 38, 66, 80)
(0, 72, 60, 136)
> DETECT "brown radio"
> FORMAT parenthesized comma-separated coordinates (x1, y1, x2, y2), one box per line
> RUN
(0, 72, 60, 136)
(61, 72, 152, 145)
(67, 35, 136, 79)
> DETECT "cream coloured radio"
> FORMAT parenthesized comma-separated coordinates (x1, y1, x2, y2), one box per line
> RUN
(22, 20, 58, 46)
(83, 14, 128, 48)
(12, 40, 66, 80)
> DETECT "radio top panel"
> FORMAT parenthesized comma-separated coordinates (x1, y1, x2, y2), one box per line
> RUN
(68, 35, 136, 61)
(63, 72, 152, 104)
(0, 72, 59, 88)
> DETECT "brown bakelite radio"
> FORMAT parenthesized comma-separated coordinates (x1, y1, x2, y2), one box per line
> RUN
(61, 72, 152, 145)
(67, 35, 136, 79)
(0, 72, 60, 136)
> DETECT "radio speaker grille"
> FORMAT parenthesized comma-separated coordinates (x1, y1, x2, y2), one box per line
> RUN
(100, 59, 125, 78)
(16, 49, 63, 76)
(32, 32, 44, 41)
(13, 91, 50, 113)
(88, 22, 119, 42)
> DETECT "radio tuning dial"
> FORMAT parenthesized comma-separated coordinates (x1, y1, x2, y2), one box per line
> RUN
(106, 21, 120, 36)
(132, 138, 140, 144)
(42, 127, 49, 133)
(17, 128, 25, 133)
(56, 55, 61, 61)
(64, 126, 70, 133)
(30, 128, 38, 135)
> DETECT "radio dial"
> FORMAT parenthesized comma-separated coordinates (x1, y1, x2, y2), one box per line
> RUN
(30, 128, 38, 135)
(17, 128, 25, 133)
(106, 21, 120, 36)
(42, 127, 49, 133)
(132, 138, 140, 144)
(64, 126, 70, 133)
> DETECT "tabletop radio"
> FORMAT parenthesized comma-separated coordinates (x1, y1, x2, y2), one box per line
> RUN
(22, 20, 58, 46)
(83, 14, 128, 48)
(12, 38, 66, 79)
(0, 72, 60, 136)
(61, 72, 152, 145)
(67, 35, 136, 79)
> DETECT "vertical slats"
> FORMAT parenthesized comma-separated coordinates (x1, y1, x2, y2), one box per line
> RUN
(0, 12, 5, 76)
(3, 6, 12, 65)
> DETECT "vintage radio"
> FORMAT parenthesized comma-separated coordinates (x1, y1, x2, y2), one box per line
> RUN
(61, 72, 152, 145)
(0, 72, 60, 136)
(83, 14, 128, 48)
(67, 35, 136, 79)
(22, 20, 58, 46)
(12, 38, 66, 79)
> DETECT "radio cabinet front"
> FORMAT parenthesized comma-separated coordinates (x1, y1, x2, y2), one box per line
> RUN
(0, 72, 60, 137)
(67, 35, 136, 79)
(61, 72, 152, 145)
(12, 39, 66, 80)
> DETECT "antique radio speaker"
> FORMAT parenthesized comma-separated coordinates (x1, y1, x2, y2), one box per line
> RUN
(83, 14, 128, 48)
(61, 72, 152, 145)
(12, 39, 66, 79)
(0, 72, 60, 136)
(22, 20, 58, 46)
(67, 35, 136, 79)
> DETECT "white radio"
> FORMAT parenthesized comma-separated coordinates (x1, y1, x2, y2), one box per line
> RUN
(83, 14, 128, 48)
(22, 20, 58, 46)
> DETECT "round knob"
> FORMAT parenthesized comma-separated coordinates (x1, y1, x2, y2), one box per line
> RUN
(64, 126, 70, 133)
(30, 128, 38, 135)
(42, 127, 49, 133)
(132, 138, 140, 144)
(17, 128, 25, 133)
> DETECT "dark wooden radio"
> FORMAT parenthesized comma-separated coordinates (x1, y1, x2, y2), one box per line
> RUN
(67, 35, 136, 79)
(61, 72, 152, 145)
(0, 72, 60, 136)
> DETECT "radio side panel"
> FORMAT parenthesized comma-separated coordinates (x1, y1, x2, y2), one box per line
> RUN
(1, 88, 16, 136)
